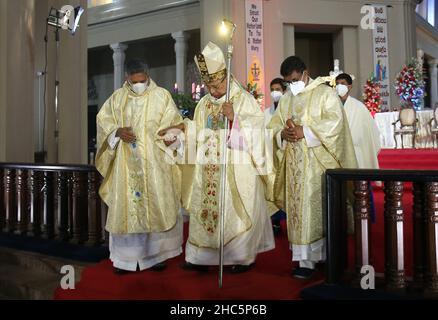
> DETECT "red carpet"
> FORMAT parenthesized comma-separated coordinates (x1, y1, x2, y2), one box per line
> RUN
(54, 222, 323, 300)
(377, 148, 438, 170)
(54, 149, 438, 300)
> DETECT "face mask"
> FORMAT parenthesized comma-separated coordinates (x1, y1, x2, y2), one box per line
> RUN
(271, 90, 283, 103)
(336, 84, 349, 97)
(131, 82, 148, 95)
(289, 73, 306, 96)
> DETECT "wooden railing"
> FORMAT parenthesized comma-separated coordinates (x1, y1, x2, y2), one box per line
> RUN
(0, 163, 107, 246)
(326, 169, 438, 297)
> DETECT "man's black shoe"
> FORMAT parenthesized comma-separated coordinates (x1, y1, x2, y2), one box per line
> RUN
(113, 267, 133, 275)
(230, 263, 254, 274)
(181, 262, 209, 272)
(315, 262, 325, 272)
(151, 262, 167, 271)
(292, 267, 315, 280)
(273, 225, 281, 236)
(272, 219, 281, 236)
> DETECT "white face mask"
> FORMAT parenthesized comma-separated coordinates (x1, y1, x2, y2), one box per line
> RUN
(289, 73, 306, 96)
(271, 90, 283, 103)
(336, 84, 349, 98)
(131, 82, 148, 95)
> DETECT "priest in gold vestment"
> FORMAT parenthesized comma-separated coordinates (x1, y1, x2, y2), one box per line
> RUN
(160, 42, 275, 273)
(267, 56, 357, 279)
(95, 59, 183, 274)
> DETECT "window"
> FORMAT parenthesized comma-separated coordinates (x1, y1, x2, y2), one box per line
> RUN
(428, 0, 435, 25)
(416, 0, 436, 26)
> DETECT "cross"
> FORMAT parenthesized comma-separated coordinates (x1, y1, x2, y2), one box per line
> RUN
(329, 59, 343, 78)
(251, 63, 260, 81)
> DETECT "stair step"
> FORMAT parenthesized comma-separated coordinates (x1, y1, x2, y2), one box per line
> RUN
(0, 293, 20, 300)
(0, 247, 90, 299)
(0, 265, 60, 300)
(0, 247, 88, 277)
(378, 150, 438, 167)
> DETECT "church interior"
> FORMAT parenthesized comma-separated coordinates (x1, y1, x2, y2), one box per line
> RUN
(1, 0, 438, 305)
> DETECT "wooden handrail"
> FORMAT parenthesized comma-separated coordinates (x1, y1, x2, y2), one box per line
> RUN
(0, 163, 96, 172)
(325, 169, 438, 296)
(0, 163, 107, 247)
(326, 169, 438, 182)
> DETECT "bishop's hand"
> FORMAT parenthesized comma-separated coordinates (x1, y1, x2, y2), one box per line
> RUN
(158, 123, 185, 147)
(221, 102, 234, 121)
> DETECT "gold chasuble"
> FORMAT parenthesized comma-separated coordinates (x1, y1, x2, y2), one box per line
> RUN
(181, 79, 272, 249)
(95, 80, 182, 235)
(267, 77, 357, 246)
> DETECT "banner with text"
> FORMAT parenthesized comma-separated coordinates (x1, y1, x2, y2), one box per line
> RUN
(246, 0, 265, 109)
(372, 4, 391, 111)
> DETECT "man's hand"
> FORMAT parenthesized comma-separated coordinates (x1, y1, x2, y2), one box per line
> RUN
(221, 102, 234, 121)
(281, 127, 294, 143)
(291, 125, 304, 142)
(116, 127, 136, 144)
(158, 123, 185, 136)
(158, 123, 185, 147)
(162, 139, 175, 147)
(281, 125, 304, 143)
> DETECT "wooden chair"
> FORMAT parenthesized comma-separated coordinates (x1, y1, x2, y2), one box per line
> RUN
(428, 103, 438, 148)
(392, 105, 418, 149)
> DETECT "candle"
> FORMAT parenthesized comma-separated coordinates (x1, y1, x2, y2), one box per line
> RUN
(192, 83, 196, 100)
(417, 49, 424, 61)
(334, 59, 339, 73)
(201, 84, 205, 97)
(174, 83, 178, 94)
(417, 49, 424, 68)
(196, 84, 201, 101)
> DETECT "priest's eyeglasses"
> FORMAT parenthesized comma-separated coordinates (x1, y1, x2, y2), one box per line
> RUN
(205, 75, 227, 91)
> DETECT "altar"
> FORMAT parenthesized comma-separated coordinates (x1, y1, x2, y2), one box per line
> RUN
(374, 110, 437, 149)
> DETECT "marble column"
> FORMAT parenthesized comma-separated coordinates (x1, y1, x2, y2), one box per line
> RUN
(428, 58, 438, 109)
(171, 31, 190, 93)
(110, 43, 128, 90)
(402, 0, 419, 59)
